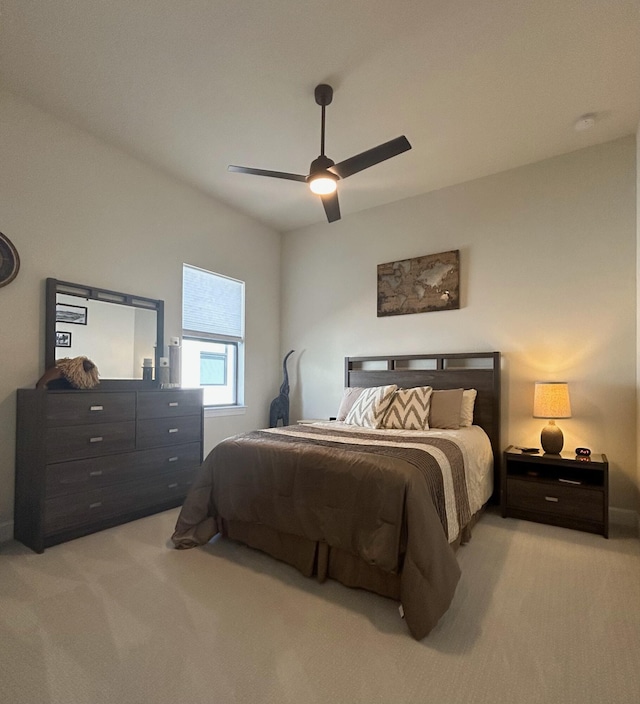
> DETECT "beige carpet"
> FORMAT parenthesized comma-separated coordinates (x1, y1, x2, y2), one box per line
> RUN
(1, 507, 638, 704)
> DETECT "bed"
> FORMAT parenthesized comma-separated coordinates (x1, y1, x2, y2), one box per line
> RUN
(172, 351, 501, 639)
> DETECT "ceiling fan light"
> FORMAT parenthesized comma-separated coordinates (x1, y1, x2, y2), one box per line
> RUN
(309, 175, 337, 195)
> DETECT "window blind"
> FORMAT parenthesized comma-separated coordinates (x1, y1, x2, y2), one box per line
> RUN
(182, 264, 244, 342)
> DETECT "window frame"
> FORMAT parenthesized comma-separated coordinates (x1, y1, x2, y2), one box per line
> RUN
(181, 264, 245, 412)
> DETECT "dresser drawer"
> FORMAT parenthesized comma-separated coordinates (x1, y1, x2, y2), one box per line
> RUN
(46, 421, 136, 463)
(137, 390, 202, 419)
(507, 477, 603, 522)
(46, 392, 136, 426)
(45, 442, 202, 498)
(136, 415, 202, 449)
(44, 468, 197, 535)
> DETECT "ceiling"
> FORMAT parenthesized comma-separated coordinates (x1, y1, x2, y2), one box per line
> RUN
(1, 0, 639, 232)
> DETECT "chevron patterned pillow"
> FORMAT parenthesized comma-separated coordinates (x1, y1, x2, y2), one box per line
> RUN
(344, 385, 397, 428)
(382, 386, 433, 430)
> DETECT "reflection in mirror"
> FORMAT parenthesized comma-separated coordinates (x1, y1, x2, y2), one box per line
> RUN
(55, 294, 157, 378)
(46, 278, 164, 383)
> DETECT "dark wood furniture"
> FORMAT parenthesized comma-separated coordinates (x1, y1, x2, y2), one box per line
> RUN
(15, 387, 203, 553)
(502, 446, 608, 537)
(345, 351, 501, 500)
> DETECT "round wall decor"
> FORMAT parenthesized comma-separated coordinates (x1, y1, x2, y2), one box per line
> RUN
(0, 232, 20, 288)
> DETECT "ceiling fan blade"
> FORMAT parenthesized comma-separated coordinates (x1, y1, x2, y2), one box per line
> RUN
(331, 136, 412, 180)
(321, 191, 341, 223)
(228, 165, 307, 182)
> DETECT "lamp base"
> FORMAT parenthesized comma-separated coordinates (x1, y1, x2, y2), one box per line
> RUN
(541, 420, 564, 454)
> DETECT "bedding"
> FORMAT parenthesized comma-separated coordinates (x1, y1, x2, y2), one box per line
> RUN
(171, 421, 493, 639)
(382, 386, 433, 430)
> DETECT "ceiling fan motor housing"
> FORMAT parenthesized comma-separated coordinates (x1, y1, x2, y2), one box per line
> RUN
(307, 154, 337, 181)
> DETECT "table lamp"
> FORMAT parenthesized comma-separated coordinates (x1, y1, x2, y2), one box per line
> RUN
(533, 381, 571, 454)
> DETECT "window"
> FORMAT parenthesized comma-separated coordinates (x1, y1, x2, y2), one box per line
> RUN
(182, 264, 244, 407)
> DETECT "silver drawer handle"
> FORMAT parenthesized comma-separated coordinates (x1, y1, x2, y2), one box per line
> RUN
(169, 402, 179, 407)
(90, 405, 104, 412)
(89, 502, 102, 509)
(89, 470, 103, 476)
(167, 482, 178, 489)
(168, 428, 179, 433)
(89, 436, 103, 443)
(168, 456, 179, 462)
(545, 496, 559, 503)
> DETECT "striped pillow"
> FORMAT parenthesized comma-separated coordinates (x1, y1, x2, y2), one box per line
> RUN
(344, 385, 397, 428)
(382, 386, 433, 430)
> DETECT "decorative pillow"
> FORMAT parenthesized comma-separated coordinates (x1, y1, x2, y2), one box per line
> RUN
(382, 386, 433, 430)
(459, 389, 478, 427)
(429, 388, 464, 429)
(336, 387, 365, 421)
(344, 385, 397, 428)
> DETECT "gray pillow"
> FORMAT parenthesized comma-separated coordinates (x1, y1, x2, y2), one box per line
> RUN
(429, 388, 464, 429)
(336, 387, 365, 421)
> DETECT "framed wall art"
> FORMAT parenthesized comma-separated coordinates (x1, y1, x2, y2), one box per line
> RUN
(55, 331, 72, 348)
(55, 303, 88, 325)
(377, 249, 460, 317)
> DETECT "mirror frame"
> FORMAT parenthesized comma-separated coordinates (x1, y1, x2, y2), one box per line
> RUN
(45, 278, 164, 388)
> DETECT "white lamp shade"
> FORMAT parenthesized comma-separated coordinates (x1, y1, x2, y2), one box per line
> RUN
(533, 382, 571, 419)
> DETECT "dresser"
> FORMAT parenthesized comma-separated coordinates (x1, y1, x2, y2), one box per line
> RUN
(15, 387, 203, 552)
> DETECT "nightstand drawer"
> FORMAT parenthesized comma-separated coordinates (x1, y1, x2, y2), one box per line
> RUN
(507, 477, 603, 522)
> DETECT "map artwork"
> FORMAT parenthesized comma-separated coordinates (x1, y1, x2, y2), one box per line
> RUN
(377, 249, 460, 317)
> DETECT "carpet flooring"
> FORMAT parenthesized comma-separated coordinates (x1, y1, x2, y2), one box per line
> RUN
(1, 507, 638, 704)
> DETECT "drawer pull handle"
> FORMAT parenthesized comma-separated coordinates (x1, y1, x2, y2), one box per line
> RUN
(168, 456, 179, 462)
(89, 436, 103, 443)
(89, 502, 102, 509)
(168, 428, 179, 433)
(169, 402, 179, 407)
(167, 482, 178, 489)
(89, 470, 103, 477)
(545, 496, 559, 503)
(90, 405, 104, 412)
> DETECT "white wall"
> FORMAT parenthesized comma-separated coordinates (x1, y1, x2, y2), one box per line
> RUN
(637, 121, 640, 523)
(282, 137, 638, 513)
(0, 90, 282, 538)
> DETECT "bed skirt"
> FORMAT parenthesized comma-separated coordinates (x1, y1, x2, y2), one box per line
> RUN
(220, 506, 484, 608)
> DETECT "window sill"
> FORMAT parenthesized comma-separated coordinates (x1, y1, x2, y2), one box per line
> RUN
(204, 405, 247, 418)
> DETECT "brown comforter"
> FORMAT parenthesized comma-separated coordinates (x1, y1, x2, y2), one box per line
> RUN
(172, 425, 473, 639)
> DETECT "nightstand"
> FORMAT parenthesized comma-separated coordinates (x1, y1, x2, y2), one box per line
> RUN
(502, 446, 609, 538)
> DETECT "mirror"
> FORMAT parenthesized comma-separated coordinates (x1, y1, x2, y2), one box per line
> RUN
(45, 278, 164, 385)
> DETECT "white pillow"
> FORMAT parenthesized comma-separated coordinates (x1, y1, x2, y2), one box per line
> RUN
(344, 385, 397, 428)
(382, 386, 433, 430)
(459, 389, 478, 427)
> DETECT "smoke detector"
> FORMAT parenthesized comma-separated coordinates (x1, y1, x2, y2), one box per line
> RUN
(574, 114, 596, 132)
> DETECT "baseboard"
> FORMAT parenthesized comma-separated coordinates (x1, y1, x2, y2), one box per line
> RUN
(610, 507, 640, 535)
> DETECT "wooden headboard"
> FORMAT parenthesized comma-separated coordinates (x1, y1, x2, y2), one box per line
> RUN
(345, 351, 501, 500)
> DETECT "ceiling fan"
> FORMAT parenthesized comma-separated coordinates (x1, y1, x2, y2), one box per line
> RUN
(228, 84, 412, 224)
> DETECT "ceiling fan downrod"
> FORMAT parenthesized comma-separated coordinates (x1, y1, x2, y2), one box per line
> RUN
(314, 84, 333, 158)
